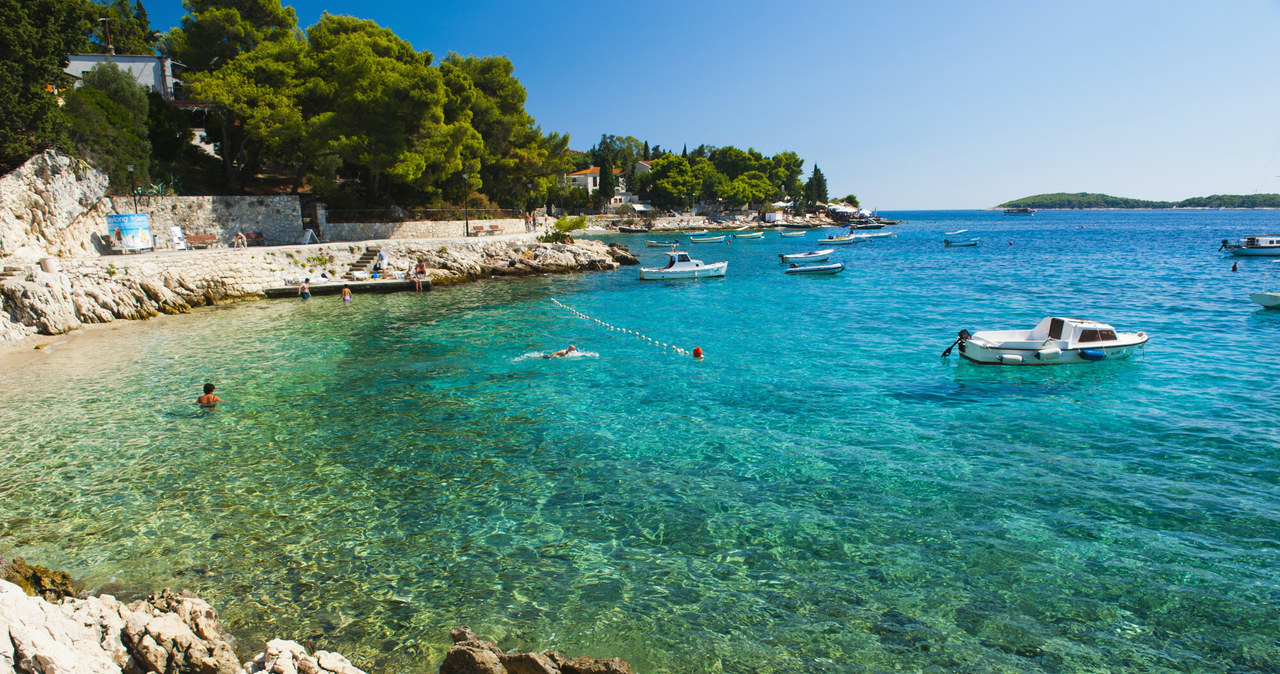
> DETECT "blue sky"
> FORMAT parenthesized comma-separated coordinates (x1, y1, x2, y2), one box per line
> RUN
(145, 1, 1280, 209)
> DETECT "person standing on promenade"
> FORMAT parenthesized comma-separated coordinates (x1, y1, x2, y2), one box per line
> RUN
(198, 383, 222, 407)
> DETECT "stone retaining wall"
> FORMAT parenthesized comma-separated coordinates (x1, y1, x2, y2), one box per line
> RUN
(115, 195, 304, 249)
(321, 217, 526, 242)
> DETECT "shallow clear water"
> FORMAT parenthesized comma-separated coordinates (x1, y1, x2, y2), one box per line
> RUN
(2, 210, 1279, 672)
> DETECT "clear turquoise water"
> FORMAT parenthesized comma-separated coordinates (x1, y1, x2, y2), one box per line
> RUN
(2, 210, 1279, 672)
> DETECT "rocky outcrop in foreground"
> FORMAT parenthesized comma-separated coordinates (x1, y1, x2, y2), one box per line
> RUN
(440, 627, 633, 674)
(0, 559, 634, 674)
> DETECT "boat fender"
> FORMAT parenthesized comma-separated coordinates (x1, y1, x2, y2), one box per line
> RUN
(999, 354, 1024, 364)
(1079, 349, 1107, 361)
(1035, 347, 1061, 361)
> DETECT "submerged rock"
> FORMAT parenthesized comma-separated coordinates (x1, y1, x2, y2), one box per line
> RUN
(439, 627, 634, 674)
(0, 556, 75, 602)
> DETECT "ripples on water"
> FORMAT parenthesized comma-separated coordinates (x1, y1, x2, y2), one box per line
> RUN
(2, 210, 1278, 672)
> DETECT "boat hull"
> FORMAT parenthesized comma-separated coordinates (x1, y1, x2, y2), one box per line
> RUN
(689, 236, 726, 243)
(779, 249, 833, 263)
(646, 240, 679, 247)
(819, 237, 869, 245)
(1228, 247, 1280, 257)
(944, 239, 979, 247)
(785, 263, 844, 275)
(1251, 292, 1280, 308)
(959, 335, 1148, 365)
(638, 262, 728, 280)
(779, 231, 806, 237)
(734, 232, 764, 239)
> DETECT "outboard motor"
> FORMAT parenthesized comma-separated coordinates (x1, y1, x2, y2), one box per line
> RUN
(942, 329, 971, 358)
(1219, 239, 1230, 251)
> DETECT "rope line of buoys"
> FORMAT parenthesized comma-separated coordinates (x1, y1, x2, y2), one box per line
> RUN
(551, 298, 702, 358)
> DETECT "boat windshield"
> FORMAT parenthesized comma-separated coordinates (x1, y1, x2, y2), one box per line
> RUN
(1077, 329, 1117, 343)
(1049, 318, 1065, 340)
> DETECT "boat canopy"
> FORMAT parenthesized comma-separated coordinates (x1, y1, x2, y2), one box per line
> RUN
(1029, 317, 1119, 343)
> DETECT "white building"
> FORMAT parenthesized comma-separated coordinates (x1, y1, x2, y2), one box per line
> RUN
(64, 54, 179, 101)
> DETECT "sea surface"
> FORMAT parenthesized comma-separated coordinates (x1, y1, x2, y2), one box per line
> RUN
(2, 210, 1278, 672)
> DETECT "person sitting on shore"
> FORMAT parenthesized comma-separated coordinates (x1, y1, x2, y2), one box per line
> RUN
(545, 345, 576, 359)
(413, 259, 427, 292)
(197, 383, 222, 408)
(233, 232, 247, 251)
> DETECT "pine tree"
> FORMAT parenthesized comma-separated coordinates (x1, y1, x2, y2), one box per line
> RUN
(642, 140, 649, 161)
(803, 165, 828, 207)
(595, 155, 615, 211)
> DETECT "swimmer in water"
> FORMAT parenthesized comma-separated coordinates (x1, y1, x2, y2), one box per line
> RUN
(197, 383, 222, 408)
(545, 344, 576, 359)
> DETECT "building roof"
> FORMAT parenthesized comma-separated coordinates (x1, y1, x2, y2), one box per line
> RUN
(568, 166, 624, 177)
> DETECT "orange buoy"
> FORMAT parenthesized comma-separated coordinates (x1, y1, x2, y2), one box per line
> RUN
(692, 347, 703, 358)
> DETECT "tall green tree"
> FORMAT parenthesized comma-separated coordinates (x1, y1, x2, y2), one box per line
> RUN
(64, 61, 151, 191)
(441, 53, 571, 208)
(185, 34, 306, 190)
(689, 157, 727, 204)
(803, 165, 828, 208)
(594, 155, 615, 211)
(162, 0, 298, 72)
(640, 155, 697, 209)
(0, 0, 91, 170)
(722, 170, 774, 208)
(769, 151, 805, 201)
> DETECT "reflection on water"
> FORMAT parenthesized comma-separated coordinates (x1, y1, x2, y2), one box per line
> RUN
(2, 211, 1279, 672)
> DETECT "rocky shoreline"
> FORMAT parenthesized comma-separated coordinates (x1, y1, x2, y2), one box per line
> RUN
(0, 238, 638, 346)
(1, 558, 634, 673)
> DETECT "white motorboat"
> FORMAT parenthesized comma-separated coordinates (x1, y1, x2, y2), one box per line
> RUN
(638, 250, 728, 280)
(1221, 235, 1280, 257)
(779, 249, 833, 263)
(733, 231, 764, 239)
(685, 230, 709, 237)
(689, 235, 726, 243)
(944, 238, 980, 247)
(785, 262, 844, 276)
(646, 239, 680, 247)
(943, 317, 1148, 365)
(779, 230, 806, 238)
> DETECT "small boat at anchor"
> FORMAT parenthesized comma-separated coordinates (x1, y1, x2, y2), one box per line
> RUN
(638, 250, 728, 280)
(785, 262, 844, 276)
(943, 317, 1148, 365)
(819, 234, 870, 245)
(733, 231, 764, 239)
(689, 235, 727, 243)
(646, 240, 680, 248)
(779, 230, 807, 238)
(1220, 235, 1280, 257)
(1003, 207, 1035, 215)
(684, 230, 709, 237)
(1249, 260, 1280, 308)
(944, 238, 980, 247)
(618, 225, 650, 233)
(779, 249, 833, 263)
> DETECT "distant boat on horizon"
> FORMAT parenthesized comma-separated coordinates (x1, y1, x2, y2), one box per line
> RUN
(1003, 207, 1035, 215)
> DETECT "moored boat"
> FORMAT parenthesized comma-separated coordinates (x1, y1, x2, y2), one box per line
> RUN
(1251, 292, 1280, 309)
(638, 250, 728, 280)
(1220, 235, 1280, 257)
(689, 235, 726, 243)
(819, 234, 870, 245)
(785, 262, 844, 276)
(684, 230, 709, 237)
(779, 249, 834, 263)
(779, 230, 807, 237)
(1003, 207, 1035, 215)
(944, 238, 980, 247)
(944, 317, 1148, 365)
(733, 231, 764, 239)
(618, 225, 650, 233)
(646, 239, 680, 247)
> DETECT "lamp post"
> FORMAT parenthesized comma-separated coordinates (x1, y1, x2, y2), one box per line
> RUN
(462, 173, 469, 237)
(126, 164, 138, 213)
(98, 17, 114, 54)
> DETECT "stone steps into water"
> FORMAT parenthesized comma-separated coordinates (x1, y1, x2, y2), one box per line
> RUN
(344, 247, 381, 280)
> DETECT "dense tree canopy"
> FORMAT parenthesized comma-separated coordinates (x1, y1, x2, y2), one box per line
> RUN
(64, 61, 151, 190)
(86, 0, 158, 55)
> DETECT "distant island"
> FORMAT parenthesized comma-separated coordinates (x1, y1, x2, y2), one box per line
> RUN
(997, 192, 1280, 209)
